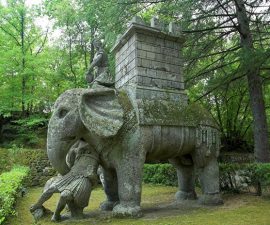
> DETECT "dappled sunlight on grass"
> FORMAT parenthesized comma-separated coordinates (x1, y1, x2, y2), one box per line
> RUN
(7, 184, 270, 225)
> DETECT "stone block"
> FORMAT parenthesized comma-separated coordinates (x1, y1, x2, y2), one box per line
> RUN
(151, 46, 161, 54)
(156, 38, 165, 47)
(137, 49, 147, 58)
(128, 50, 136, 62)
(169, 22, 182, 36)
(165, 40, 174, 48)
(136, 66, 146, 76)
(141, 59, 151, 68)
(166, 64, 180, 74)
(128, 60, 136, 72)
(147, 68, 157, 77)
(146, 51, 155, 60)
(155, 53, 164, 62)
(173, 42, 181, 50)
(138, 76, 143, 85)
(129, 16, 145, 25)
(145, 35, 156, 44)
(129, 42, 136, 52)
(145, 44, 153, 52)
(137, 58, 143, 67)
(142, 76, 151, 86)
(136, 41, 142, 50)
(128, 34, 136, 47)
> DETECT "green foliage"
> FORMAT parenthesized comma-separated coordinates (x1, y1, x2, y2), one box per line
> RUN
(219, 163, 270, 193)
(143, 163, 270, 194)
(0, 166, 29, 225)
(143, 164, 177, 186)
(1, 114, 48, 148)
(0, 148, 12, 173)
(9, 147, 46, 167)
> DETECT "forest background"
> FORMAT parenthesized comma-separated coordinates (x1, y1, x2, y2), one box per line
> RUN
(0, 0, 270, 162)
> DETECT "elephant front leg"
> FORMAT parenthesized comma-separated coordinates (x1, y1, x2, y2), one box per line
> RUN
(198, 158, 223, 205)
(100, 168, 119, 211)
(113, 157, 144, 218)
(112, 134, 146, 219)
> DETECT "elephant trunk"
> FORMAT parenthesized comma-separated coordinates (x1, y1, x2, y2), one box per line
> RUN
(47, 127, 77, 175)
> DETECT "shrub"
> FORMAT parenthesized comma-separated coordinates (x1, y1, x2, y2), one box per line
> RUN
(8, 146, 46, 167)
(8, 147, 56, 187)
(0, 166, 29, 224)
(143, 164, 177, 186)
(0, 149, 12, 173)
(143, 163, 270, 194)
(2, 114, 48, 148)
(220, 163, 270, 194)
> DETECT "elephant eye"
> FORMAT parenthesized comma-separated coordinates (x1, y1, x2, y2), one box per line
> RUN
(58, 108, 69, 118)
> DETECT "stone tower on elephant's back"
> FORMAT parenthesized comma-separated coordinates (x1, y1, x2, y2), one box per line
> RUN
(111, 16, 188, 106)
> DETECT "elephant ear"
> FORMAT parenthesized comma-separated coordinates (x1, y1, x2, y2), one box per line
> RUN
(79, 88, 124, 137)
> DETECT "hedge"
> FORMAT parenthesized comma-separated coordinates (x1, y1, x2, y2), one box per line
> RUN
(143, 163, 270, 194)
(0, 149, 11, 174)
(143, 164, 178, 186)
(0, 166, 29, 224)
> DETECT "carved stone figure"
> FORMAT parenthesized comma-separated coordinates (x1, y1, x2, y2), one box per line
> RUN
(85, 40, 114, 87)
(30, 140, 98, 221)
(46, 87, 222, 218)
(39, 17, 223, 220)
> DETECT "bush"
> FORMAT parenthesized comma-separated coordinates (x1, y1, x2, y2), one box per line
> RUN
(143, 163, 270, 194)
(0, 166, 29, 224)
(8, 145, 46, 167)
(220, 163, 270, 194)
(1, 114, 48, 148)
(143, 164, 177, 186)
(0, 149, 12, 173)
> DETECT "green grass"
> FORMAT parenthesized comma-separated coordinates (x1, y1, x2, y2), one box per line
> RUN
(7, 184, 270, 225)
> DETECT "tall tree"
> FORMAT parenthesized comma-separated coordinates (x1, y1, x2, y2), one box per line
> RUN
(0, 0, 50, 116)
(137, 0, 270, 162)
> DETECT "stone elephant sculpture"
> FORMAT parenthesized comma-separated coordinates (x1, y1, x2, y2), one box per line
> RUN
(47, 87, 223, 218)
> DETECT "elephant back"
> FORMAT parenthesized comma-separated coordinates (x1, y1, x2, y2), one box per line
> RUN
(119, 89, 217, 128)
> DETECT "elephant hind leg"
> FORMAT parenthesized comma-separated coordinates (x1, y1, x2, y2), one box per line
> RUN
(169, 156, 197, 202)
(197, 158, 223, 206)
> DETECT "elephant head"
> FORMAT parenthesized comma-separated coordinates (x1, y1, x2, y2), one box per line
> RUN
(47, 88, 124, 175)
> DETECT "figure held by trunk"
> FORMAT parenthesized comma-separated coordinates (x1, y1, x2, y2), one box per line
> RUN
(30, 140, 99, 222)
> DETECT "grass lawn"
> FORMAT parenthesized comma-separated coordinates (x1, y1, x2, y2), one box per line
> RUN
(7, 184, 270, 225)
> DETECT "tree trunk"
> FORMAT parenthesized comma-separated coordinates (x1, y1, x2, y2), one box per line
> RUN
(20, 10, 26, 116)
(234, 0, 270, 162)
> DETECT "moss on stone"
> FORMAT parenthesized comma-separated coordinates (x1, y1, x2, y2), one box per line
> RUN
(139, 100, 216, 127)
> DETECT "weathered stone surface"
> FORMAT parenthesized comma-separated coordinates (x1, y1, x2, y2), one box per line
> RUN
(112, 17, 185, 93)
(30, 140, 99, 222)
(37, 16, 222, 222)
(85, 40, 114, 87)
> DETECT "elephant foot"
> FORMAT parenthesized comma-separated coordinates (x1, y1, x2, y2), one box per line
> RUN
(112, 204, 142, 218)
(30, 204, 42, 213)
(198, 193, 223, 206)
(175, 190, 197, 202)
(70, 210, 84, 219)
(100, 200, 119, 211)
(30, 205, 47, 220)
